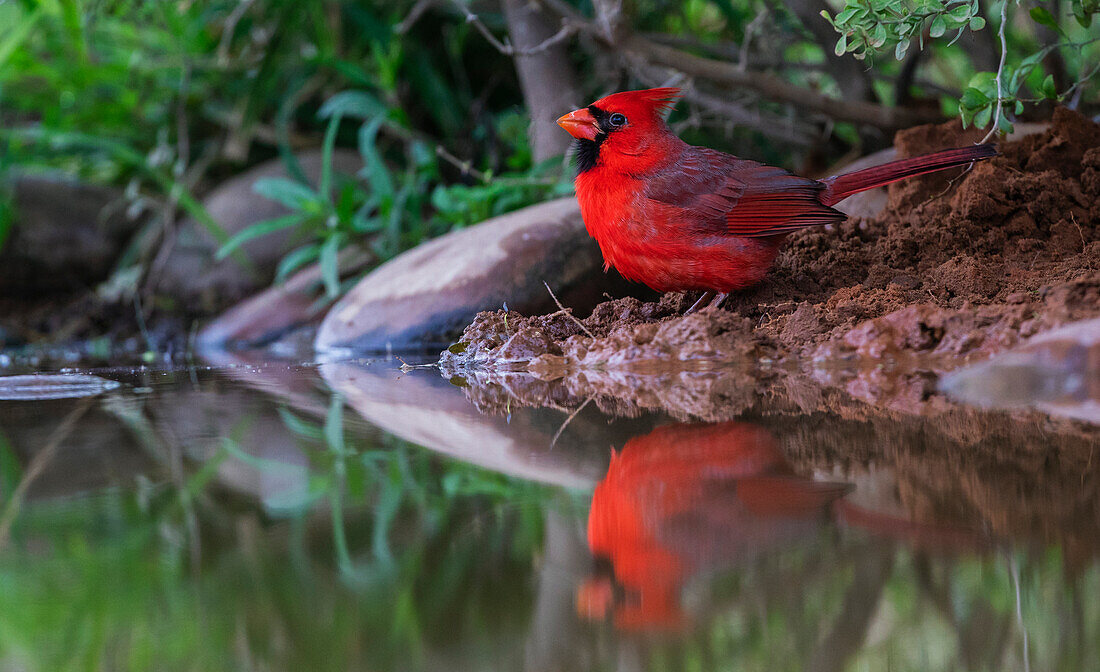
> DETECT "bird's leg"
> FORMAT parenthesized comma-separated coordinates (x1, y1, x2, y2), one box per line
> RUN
(685, 291, 715, 314)
(708, 292, 730, 310)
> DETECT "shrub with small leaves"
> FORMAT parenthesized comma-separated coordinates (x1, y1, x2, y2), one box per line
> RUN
(824, 0, 1100, 136)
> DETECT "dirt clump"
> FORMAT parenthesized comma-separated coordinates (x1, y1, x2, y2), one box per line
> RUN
(442, 107, 1100, 374)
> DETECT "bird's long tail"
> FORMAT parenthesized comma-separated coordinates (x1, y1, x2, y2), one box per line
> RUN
(819, 144, 997, 207)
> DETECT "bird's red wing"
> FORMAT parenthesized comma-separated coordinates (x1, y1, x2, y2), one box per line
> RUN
(644, 148, 846, 238)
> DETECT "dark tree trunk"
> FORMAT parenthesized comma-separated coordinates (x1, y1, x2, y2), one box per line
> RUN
(502, 0, 582, 161)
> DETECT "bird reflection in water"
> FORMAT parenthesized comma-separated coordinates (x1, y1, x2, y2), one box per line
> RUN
(576, 421, 851, 631)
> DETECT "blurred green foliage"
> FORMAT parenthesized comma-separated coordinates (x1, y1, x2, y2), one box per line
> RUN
(0, 0, 569, 287)
(0, 0, 1097, 299)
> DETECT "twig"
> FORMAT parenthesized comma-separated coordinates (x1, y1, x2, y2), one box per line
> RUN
(452, 0, 577, 56)
(216, 0, 257, 65)
(619, 34, 942, 130)
(435, 145, 490, 182)
(451, 0, 515, 54)
(0, 399, 94, 550)
(394, 354, 435, 371)
(514, 22, 577, 56)
(981, 0, 1008, 144)
(543, 281, 594, 338)
(395, 0, 437, 34)
(738, 7, 769, 72)
(1008, 554, 1031, 672)
(632, 65, 818, 146)
(549, 396, 592, 449)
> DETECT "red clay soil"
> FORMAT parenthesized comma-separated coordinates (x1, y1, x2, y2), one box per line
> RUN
(441, 107, 1100, 374)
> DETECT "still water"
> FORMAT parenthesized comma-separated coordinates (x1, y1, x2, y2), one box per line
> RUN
(0, 353, 1098, 671)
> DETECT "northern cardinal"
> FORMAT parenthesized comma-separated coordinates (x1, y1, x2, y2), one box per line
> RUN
(577, 421, 850, 630)
(557, 88, 997, 311)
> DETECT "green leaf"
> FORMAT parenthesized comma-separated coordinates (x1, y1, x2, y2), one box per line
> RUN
(835, 6, 859, 23)
(215, 213, 306, 261)
(834, 33, 848, 56)
(960, 86, 991, 109)
(1029, 6, 1064, 33)
(1041, 73, 1058, 99)
(358, 116, 395, 199)
(895, 39, 909, 60)
(1074, 5, 1093, 27)
(277, 407, 325, 440)
(276, 243, 321, 282)
(948, 3, 972, 19)
(974, 105, 992, 128)
(0, 7, 42, 71)
(320, 112, 342, 202)
(969, 15, 986, 30)
(320, 234, 342, 298)
(871, 23, 887, 47)
(996, 113, 1014, 135)
(324, 394, 345, 454)
(254, 177, 321, 211)
(318, 90, 386, 120)
(930, 14, 947, 37)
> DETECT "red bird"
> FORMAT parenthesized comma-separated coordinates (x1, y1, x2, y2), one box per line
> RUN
(577, 421, 850, 631)
(557, 88, 997, 311)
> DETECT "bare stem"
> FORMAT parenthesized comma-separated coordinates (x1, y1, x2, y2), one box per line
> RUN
(981, 0, 1008, 144)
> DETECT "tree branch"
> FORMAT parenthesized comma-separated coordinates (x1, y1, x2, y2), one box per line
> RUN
(621, 34, 942, 130)
(628, 61, 819, 146)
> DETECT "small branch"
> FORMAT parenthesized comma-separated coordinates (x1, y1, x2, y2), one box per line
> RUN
(738, 7, 769, 72)
(0, 399, 93, 550)
(980, 0, 1008, 144)
(435, 145, 490, 182)
(450, 0, 515, 54)
(394, 0, 437, 34)
(549, 396, 592, 449)
(544, 281, 594, 338)
(451, 0, 577, 56)
(513, 21, 576, 55)
(613, 33, 941, 130)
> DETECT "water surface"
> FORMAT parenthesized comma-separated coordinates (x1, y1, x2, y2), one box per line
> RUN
(0, 355, 1097, 671)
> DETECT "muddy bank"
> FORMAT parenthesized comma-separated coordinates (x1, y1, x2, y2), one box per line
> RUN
(441, 365, 1100, 561)
(442, 108, 1100, 374)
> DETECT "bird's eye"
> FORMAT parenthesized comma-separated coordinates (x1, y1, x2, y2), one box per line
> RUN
(608, 113, 627, 127)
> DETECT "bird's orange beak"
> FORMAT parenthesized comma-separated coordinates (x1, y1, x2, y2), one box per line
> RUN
(557, 108, 600, 141)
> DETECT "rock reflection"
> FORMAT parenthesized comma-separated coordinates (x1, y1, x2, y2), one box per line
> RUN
(578, 421, 850, 631)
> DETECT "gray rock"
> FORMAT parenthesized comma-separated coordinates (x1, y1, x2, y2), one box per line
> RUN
(315, 197, 641, 353)
(1, 175, 137, 293)
(197, 247, 371, 351)
(941, 317, 1100, 425)
(320, 361, 612, 488)
(155, 149, 362, 311)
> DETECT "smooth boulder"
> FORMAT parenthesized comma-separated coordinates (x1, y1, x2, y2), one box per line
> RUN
(155, 149, 362, 311)
(315, 197, 640, 353)
(941, 317, 1100, 424)
(1, 174, 138, 293)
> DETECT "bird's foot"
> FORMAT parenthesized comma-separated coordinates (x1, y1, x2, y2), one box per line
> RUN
(684, 291, 729, 314)
(708, 292, 730, 310)
(684, 291, 715, 315)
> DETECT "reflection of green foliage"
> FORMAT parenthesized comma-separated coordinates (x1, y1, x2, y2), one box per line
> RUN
(1, 387, 1100, 671)
(0, 392, 559, 671)
(616, 543, 1100, 672)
